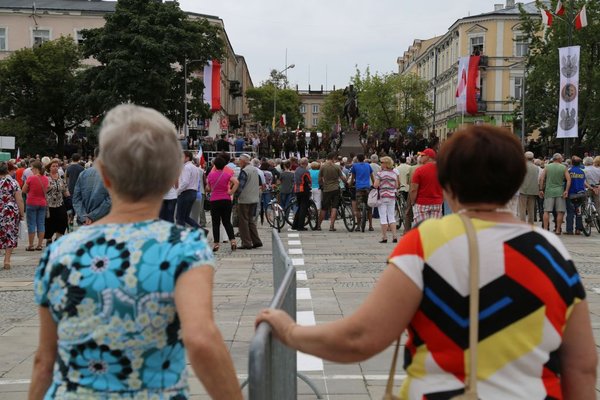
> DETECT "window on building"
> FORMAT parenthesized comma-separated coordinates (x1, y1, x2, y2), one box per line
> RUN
(75, 30, 85, 45)
(300, 104, 306, 114)
(515, 35, 529, 57)
(514, 76, 523, 100)
(32, 29, 50, 47)
(312, 117, 318, 126)
(470, 36, 484, 55)
(0, 28, 6, 51)
(312, 104, 319, 114)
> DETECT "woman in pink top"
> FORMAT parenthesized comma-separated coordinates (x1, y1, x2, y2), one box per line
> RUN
(22, 161, 48, 251)
(206, 157, 239, 252)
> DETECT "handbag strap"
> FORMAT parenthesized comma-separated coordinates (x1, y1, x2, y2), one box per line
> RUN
(458, 213, 480, 397)
(384, 337, 401, 396)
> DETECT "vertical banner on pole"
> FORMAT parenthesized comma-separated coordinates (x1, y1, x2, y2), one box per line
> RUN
(455, 57, 469, 114)
(557, 46, 579, 139)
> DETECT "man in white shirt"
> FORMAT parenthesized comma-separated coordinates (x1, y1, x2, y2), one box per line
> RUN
(176, 150, 201, 228)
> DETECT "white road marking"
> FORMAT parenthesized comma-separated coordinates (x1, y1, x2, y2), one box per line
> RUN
(296, 288, 312, 300)
(288, 240, 302, 246)
(296, 310, 316, 325)
(289, 248, 303, 255)
(593, 288, 600, 294)
(291, 258, 305, 266)
(296, 270, 308, 281)
(0, 374, 408, 386)
(287, 233, 300, 238)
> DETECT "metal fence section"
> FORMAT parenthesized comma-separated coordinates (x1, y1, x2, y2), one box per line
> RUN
(248, 229, 297, 399)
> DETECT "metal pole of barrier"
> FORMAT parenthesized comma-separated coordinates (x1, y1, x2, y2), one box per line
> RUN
(247, 230, 322, 399)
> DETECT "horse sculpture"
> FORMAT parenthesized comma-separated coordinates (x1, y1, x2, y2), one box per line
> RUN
(343, 85, 359, 129)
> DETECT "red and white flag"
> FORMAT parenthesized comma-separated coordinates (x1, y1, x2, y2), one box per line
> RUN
(203, 60, 221, 112)
(198, 145, 205, 168)
(555, 1, 565, 16)
(575, 5, 587, 30)
(541, 9, 554, 26)
(279, 113, 286, 127)
(456, 57, 469, 113)
(15, 148, 20, 162)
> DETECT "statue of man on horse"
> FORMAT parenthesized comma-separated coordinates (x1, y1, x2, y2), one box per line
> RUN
(343, 85, 359, 129)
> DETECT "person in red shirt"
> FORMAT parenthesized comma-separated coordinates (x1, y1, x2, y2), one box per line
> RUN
(410, 148, 443, 225)
(15, 161, 26, 188)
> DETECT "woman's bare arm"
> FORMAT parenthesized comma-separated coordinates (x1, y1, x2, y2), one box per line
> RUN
(257, 264, 422, 363)
(559, 300, 597, 400)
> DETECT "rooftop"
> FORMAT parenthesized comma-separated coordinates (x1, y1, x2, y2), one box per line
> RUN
(0, 0, 117, 12)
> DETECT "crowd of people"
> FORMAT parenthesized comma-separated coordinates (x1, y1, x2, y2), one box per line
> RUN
(0, 103, 596, 399)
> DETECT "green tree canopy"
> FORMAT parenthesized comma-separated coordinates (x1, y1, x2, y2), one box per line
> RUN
(81, 0, 223, 127)
(246, 78, 302, 130)
(350, 67, 432, 134)
(317, 89, 346, 132)
(0, 37, 87, 155)
(518, 0, 600, 152)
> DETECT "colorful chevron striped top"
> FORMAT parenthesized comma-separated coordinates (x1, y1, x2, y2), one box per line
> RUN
(388, 215, 585, 400)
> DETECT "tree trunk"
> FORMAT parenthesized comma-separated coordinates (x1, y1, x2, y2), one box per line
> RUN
(55, 129, 66, 156)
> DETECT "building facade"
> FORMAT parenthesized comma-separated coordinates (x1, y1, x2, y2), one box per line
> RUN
(0, 0, 253, 137)
(397, 0, 539, 140)
(298, 86, 329, 130)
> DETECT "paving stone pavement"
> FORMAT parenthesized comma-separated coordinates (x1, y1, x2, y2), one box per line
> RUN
(0, 219, 599, 399)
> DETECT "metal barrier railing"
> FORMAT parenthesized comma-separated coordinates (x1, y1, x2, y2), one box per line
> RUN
(245, 229, 322, 399)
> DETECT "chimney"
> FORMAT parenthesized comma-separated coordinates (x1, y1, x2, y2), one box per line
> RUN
(494, 3, 503, 11)
(506, 0, 515, 8)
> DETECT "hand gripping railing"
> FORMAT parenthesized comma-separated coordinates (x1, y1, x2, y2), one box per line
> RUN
(245, 229, 322, 399)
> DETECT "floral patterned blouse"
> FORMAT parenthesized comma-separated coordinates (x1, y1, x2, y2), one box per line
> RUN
(46, 175, 67, 208)
(34, 220, 215, 399)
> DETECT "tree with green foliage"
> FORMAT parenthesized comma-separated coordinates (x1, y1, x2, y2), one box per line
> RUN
(350, 67, 432, 134)
(317, 89, 346, 133)
(81, 0, 223, 128)
(246, 72, 302, 130)
(518, 0, 600, 152)
(0, 37, 87, 155)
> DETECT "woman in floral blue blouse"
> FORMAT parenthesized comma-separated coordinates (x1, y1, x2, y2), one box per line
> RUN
(29, 104, 242, 400)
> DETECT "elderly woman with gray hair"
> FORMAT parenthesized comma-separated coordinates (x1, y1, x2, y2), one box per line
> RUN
(0, 161, 25, 269)
(29, 104, 242, 400)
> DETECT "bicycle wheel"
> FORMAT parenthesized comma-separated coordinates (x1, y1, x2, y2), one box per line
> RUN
(264, 203, 277, 229)
(341, 204, 356, 232)
(284, 200, 297, 226)
(395, 199, 404, 230)
(307, 202, 318, 230)
(581, 205, 592, 237)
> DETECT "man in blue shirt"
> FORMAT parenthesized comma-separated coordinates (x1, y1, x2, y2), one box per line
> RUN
(349, 154, 374, 231)
(565, 156, 590, 234)
(234, 135, 246, 156)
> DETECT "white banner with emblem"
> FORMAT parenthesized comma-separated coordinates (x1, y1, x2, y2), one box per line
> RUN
(557, 46, 580, 139)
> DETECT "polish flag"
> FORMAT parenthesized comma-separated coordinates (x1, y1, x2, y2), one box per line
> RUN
(279, 113, 286, 127)
(555, 1, 565, 16)
(541, 9, 553, 26)
(15, 148, 20, 162)
(203, 60, 221, 112)
(198, 145, 205, 168)
(575, 5, 588, 30)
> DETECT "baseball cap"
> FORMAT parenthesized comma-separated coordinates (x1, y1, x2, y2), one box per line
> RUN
(417, 148, 436, 159)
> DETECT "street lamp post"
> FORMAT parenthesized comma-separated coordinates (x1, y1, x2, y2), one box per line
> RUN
(184, 58, 203, 137)
(273, 64, 295, 129)
(521, 68, 526, 149)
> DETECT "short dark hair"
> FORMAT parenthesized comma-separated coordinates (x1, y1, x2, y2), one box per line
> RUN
(183, 150, 194, 161)
(212, 156, 226, 170)
(437, 125, 525, 205)
(218, 152, 231, 163)
(0, 162, 7, 175)
(327, 152, 337, 160)
(72, 153, 81, 162)
(357, 154, 365, 162)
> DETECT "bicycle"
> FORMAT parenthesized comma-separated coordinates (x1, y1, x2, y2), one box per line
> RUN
(264, 190, 286, 232)
(284, 196, 318, 230)
(395, 192, 407, 231)
(337, 187, 356, 232)
(355, 188, 370, 232)
(582, 186, 600, 236)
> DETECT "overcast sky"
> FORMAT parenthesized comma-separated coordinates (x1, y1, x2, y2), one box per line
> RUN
(179, 0, 515, 90)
